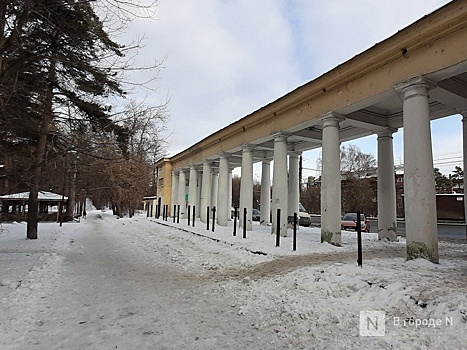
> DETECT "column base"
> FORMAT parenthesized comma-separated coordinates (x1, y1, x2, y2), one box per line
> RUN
(321, 230, 341, 246)
(378, 222, 398, 242)
(406, 241, 439, 264)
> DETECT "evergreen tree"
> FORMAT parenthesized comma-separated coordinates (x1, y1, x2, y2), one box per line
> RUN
(0, 1, 159, 238)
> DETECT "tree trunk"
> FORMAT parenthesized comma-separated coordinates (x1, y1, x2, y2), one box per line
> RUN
(66, 157, 77, 221)
(27, 61, 54, 239)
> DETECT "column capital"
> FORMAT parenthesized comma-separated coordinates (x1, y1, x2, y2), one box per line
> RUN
(189, 164, 199, 170)
(273, 131, 290, 143)
(242, 143, 255, 151)
(288, 151, 301, 158)
(172, 170, 179, 175)
(377, 127, 398, 139)
(394, 76, 435, 100)
(320, 112, 345, 128)
(219, 151, 230, 159)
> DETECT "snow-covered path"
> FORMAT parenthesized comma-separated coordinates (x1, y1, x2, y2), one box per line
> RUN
(1, 212, 292, 349)
(1, 210, 466, 349)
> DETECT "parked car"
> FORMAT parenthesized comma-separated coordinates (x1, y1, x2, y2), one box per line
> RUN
(231, 207, 261, 221)
(341, 212, 370, 232)
(252, 208, 260, 221)
(298, 203, 312, 227)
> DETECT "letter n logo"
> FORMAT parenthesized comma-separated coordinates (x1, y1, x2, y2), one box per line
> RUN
(359, 310, 385, 336)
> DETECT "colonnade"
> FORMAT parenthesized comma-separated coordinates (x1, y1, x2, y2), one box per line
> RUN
(167, 76, 465, 264)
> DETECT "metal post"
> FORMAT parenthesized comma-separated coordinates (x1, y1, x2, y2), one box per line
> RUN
(187, 205, 191, 226)
(212, 206, 216, 232)
(276, 208, 281, 247)
(192, 206, 195, 227)
(176, 205, 180, 224)
(357, 210, 362, 267)
(233, 207, 237, 236)
(206, 206, 210, 230)
(243, 208, 247, 239)
(293, 212, 297, 251)
(173, 205, 176, 223)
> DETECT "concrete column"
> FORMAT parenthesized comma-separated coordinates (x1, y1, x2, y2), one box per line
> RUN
(288, 151, 300, 222)
(178, 169, 187, 218)
(200, 161, 212, 223)
(320, 113, 344, 246)
(188, 165, 198, 218)
(240, 145, 254, 231)
(229, 168, 234, 213)
(171, 171, 179, 216)
(196, 169, 202, 218)
(396, 77, 438, 263)
(271, 132, 289, 237)
(217, 153, 230, 226)
(377, 129, 398, 241)
(461, 111, 467, 234)
(211, 172, 219, 219)
(260, 159, 271, 225)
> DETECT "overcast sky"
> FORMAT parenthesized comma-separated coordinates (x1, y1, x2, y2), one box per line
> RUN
(126, 0, 462, 177)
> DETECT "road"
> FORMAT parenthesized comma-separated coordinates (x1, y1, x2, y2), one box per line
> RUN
(309, 216, 467, 242)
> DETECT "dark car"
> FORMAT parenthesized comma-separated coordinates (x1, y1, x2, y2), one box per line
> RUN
(252, 208, 260, 221)
(341, 213, 370, 232)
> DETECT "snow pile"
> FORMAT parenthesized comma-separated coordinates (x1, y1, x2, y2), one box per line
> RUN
(0, 210, 466, 349)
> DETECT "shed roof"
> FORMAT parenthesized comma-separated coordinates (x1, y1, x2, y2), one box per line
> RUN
(0, 191, 67, 201)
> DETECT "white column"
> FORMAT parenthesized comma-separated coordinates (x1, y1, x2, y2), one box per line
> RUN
(396, 77, 438, 263)
(288, 151, 300, 224)
(200, 161, 212, 223)
(461, 112, 467, 233)
(229, 168, 234, 214)
(188, 165, 198, 219)
(260, 159, 271, 225)
(271, 132, 289, 237)
(178, 169, 187, 218)
(320, 113, 344, 246)
(171, 171, 179, 216)
(240, 145, 254, 231)
(217, 153, 230, 226)
(377, 129, 398, 241)
(196, 169, 202, 218)
(211, 172, 219, 219)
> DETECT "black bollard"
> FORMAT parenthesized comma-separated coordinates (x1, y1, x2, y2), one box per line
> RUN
(276, 208, 281, 247)
(243, 208, 247, 239)
(206, 206, 210, 230)
(233, 207, 237, 236)
(192, 206, 195, 227)
(165, 205, 168, 221)
(187, 205, 191, 226)
(173, 205, 176, 223)
(212, 207, 216, 232)
(176, 205, 180, 224)
(293, 212, 297, 251)
(357, 210, 362, 267)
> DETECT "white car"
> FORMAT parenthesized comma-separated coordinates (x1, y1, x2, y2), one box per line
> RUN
(298, 203, 311, 227)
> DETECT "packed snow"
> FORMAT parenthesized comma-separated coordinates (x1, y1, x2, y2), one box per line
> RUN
(0, 208, 466, 349)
